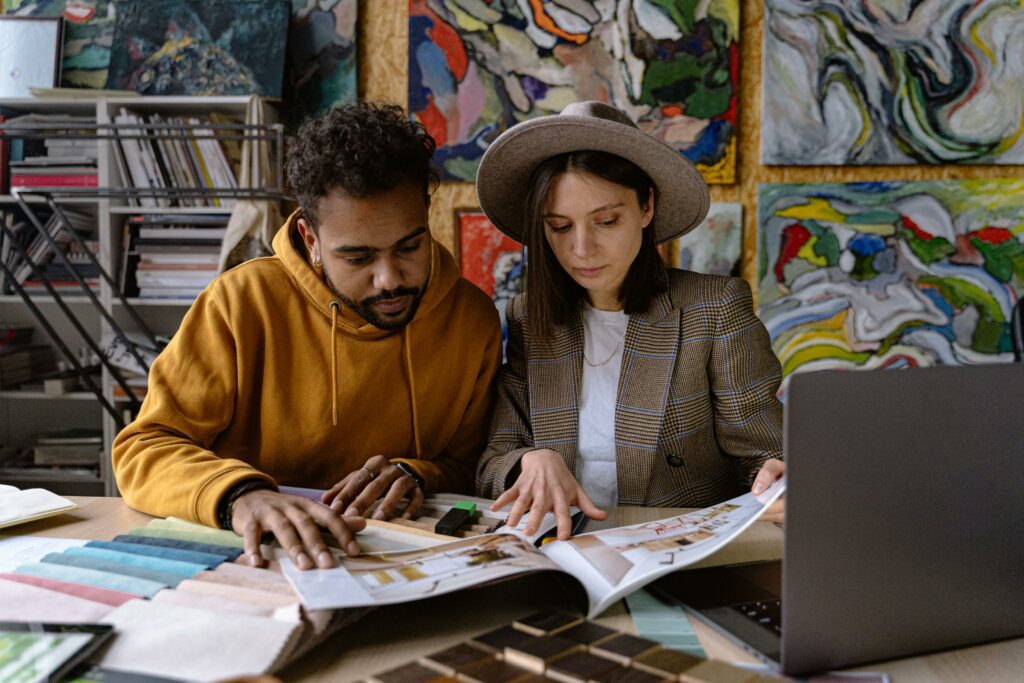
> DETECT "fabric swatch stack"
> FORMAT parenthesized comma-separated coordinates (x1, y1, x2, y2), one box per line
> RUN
(0, 517, 364, 682)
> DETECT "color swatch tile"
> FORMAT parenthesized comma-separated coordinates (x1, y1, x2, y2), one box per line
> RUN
(14, 562, 163, 598)
(85, 540, 226, 569)
(41, 553, 184, 589)
(626, 589, 706, 658)
(65, 546, 206, 578)
(126, 526, 245, 549)
(0, 572, 136, 607)
(111, 534, 243, 561)
(0, 577, 115, 622)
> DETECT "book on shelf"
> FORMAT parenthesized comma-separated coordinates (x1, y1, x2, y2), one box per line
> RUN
(33, 428, 103, 466)
(1, 206, 96, 294)
(0, 114, 98, 191)
(120, 214, 226, 298)
(112, 109, 242, 208)
(283, 479, 786, 619)
(0, 345, 56, 388)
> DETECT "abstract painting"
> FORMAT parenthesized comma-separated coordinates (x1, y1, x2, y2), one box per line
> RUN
(1, 0, 115, 89)
(762, 0, 1024, 165)
(106, 0, 289, 97)
(285, 0, 357, 127)
(455, 208, 525, 339)
(758, 180, 1024, 393)
(662, 202, 741, 276)
(410, 0, 740, 183)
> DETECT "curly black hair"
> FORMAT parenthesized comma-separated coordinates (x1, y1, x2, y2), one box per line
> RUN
(286, 102, 439, 230)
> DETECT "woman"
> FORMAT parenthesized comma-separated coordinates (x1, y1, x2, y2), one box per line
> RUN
(475, 101, 785, 539)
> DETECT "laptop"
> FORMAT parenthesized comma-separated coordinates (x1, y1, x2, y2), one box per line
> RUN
(651, 363, 1024, 675)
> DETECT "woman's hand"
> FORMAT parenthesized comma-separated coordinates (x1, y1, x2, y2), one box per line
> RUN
(490, 448, 607, 539)
(752, 458, 785, 524)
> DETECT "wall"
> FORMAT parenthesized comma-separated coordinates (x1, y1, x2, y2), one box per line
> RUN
(357, 0, 1023, 292)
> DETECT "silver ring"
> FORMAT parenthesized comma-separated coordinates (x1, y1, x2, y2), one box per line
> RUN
(359, 467, 375, 480)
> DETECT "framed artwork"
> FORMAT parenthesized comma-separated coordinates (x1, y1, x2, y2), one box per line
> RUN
(285, 0, 357, 126)
(761, 0, 1024, 165)
(0, 16, 61, 97)
(1, 1, 113, 90)
(757, 180, 1024, 395)
(410, 0, 739, 183)
(105, 0, 289, 96)
(662, 202, 742, 276)
(454, 208, 525, 338)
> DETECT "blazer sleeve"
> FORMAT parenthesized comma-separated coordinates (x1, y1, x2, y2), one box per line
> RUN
(476, 298, 536, 498)
(708, 277, 784, 482)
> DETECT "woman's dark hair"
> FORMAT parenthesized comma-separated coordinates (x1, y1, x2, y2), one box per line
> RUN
(286, 102, 439, 230)
(524, 150, 666, 336)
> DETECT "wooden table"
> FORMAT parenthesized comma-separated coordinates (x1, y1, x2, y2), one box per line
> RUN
(4, 497, 1022, 682)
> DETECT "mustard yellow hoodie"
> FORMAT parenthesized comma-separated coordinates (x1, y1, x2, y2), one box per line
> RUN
(113, 212, 502, 526)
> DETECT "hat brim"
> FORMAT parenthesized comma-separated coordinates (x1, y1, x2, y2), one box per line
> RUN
(476, 115, 710, 244)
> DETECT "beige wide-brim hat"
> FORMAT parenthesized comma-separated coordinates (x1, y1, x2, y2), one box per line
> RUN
(476, 100, 710, 244)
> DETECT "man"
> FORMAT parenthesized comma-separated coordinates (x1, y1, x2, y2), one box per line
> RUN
(113, 103, 502, 571)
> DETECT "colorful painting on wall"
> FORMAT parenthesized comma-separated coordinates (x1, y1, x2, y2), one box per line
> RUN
(455, 209, 525, 338)
(105, 0, 289, 96)
(758, 180, 1024, 393)
(663, 202, 741, 276)
(410, 0, 740, 183)
(1, 0, 115, 89)
(761, 0, 1024, 165)
(285, 0, 357, 127)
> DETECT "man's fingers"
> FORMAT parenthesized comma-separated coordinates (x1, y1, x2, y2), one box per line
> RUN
(344, 474, 394, 517)
(576, 488, 608, 520)
(400, 486, 425, 519)
(330, 471, 373, 513)
(373, 478, 416, 520)
(284, 507, 335, 569)
(241, 519, 264, 568)
(321, 478, 350, 506)
(266, 515, 313, 571)
(306, 503, 362, 557)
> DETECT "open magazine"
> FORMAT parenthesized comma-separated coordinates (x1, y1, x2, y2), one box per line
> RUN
(283, 478, 785, 618)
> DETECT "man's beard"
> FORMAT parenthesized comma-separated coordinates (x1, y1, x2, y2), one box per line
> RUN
(323, 273, 424, 330)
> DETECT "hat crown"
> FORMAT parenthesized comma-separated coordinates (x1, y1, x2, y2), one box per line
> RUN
(560, 100, 638, 130)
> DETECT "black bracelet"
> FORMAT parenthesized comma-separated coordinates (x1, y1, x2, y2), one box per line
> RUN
(218, 480, 275, 531)
(394, 462, 426, 491)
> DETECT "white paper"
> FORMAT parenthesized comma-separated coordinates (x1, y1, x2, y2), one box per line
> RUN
(0, 488, 78, 529)
(0, 537, 86, 573)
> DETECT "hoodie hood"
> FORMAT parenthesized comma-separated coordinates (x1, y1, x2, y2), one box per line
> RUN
(272, 209, 461, 341)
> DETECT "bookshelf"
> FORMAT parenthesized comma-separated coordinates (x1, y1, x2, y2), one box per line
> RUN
(0, 95, 281, 496)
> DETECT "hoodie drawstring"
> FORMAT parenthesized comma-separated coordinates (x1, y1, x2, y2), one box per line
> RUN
(403, 325, 423, 457)
(329, 301, 340, 427)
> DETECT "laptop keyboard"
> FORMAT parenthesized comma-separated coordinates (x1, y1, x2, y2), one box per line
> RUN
(732, 599, 782, 633)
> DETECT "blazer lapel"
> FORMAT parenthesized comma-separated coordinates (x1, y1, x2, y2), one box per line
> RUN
(614, 288, 681, 505)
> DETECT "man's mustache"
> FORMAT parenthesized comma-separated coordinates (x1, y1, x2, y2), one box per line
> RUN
(362, 287, 420, 306)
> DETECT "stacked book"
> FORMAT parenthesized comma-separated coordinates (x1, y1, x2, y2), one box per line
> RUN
(122, 214, 225, 299)
(0, 345, 56, 388)
(1, 114, 99, 189)
(1, 207, 97, 294)
(33, 428, 103, 466)
(112, 108, 241, 209)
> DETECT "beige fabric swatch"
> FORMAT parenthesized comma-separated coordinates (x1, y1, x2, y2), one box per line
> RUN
(0, 578, 116, 622)
(98, 599, 302, 681)
(152, 587, 277, 617)
(175, 578, 298, 609)
(197, 564, 295, 595)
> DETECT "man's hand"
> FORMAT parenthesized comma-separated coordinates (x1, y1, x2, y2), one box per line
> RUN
(752, 458, 785, 524)
(231, 490, 365, 570)
(321, 455, 425, 521)
(491, 448, 607, 540)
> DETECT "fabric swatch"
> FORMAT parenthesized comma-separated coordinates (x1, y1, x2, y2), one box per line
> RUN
(175, 578, 298, 609)
(0, 572, 136, 607)
(152, 587, 281, 618)
(65, 546, 206, 579)
(195, 566, 294, 595)
(85, 540, 225, 569)
(99, 599, 302, 682)
(127, 526, 245, 550)
(0, 577, 117, 622)
(148, 517, 246, 548)
(14, 562, 162, 598)
(111, 534, 243, 561)
(41, 552, 183, 589)
(625, 589, 707, 658)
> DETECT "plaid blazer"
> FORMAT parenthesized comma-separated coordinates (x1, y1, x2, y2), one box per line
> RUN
(476, 269, 783, 508)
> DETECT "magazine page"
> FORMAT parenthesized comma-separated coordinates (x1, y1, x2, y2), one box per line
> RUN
(282, 531, 564, 611)
(541, 478, 786, 617)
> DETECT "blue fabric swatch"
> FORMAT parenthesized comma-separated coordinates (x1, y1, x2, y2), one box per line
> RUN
(65, 546, 205, 579)
(85, 540, 225, 569)
(41, 553, 182, 589)
(111, 534, 243, 561)
(14, 562, 163, 598)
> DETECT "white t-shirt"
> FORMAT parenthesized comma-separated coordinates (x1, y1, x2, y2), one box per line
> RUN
(576, 304, 628, 510)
